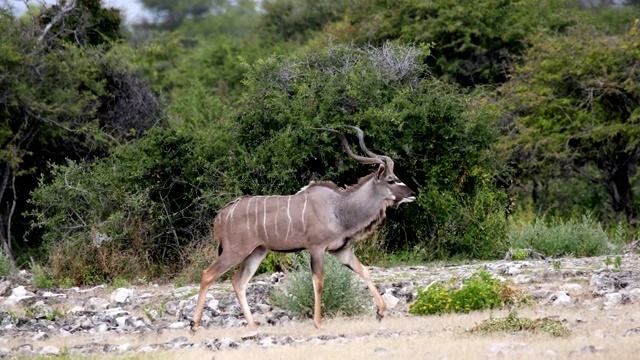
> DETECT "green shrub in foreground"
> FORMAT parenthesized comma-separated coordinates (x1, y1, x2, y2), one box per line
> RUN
(271, 252, 370, 319)
(507, 213, 621, 257)
(409, 270, 511, 315)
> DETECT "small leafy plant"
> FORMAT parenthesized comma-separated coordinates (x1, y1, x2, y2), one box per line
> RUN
(409, 270, 516, 315)
(30, 261, 56, 289)
(271, 252, 370, 319)
(0, 250, 12, 276)
(469, 311, 570, 337)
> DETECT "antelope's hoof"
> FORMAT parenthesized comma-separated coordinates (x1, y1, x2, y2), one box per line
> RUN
(376, 311, 384, 322)
(189, 321, 198, 333)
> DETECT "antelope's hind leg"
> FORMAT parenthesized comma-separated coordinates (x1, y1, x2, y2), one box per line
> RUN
(190, 251, 244, 332)
(309, 248, 325, 329)
(329, 247, 387, 321)
(232, 246, 269, 330)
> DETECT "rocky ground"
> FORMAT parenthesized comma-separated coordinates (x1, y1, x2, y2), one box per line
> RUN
(2, 250, 640, 358)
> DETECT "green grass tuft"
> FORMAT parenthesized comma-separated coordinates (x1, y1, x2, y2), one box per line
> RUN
(469, 311, 571, 337)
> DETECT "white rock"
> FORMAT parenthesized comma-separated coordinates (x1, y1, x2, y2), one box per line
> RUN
(604, 292, 624, 309)
(39, 345, 60, 355)
(41, 291, 66, 298)
(259, 336, 277, 347)
(104, 307, 129, 317)
(137, 345, 158, 353)
(189, 292, 213, 302)
(10, 286, 28, 297)
(552, 292, 572, 306)
(513, 274, 533, 284)
(110, 288, 135, 304)
(87, 297, 110, 310)
(382, 293, 400, 309)
(3, 286, 34, 306)
(628, 288, 640, 303)
(207, 298, 220, 311)
(115, 343, 131, 353)
(168, 321, 188, 329)
(506, 267, 521, 276)
(116, 316, 129, 327)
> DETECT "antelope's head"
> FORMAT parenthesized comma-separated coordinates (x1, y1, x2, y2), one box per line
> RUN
(318, 126, 416, 207)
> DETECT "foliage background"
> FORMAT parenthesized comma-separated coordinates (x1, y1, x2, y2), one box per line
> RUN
(0, 0, 638, 283)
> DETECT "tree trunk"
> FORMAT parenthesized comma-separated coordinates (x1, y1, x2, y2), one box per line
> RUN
(606, 162, 637, 225)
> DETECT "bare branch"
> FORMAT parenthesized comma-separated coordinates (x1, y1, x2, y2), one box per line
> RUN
(36, 0, 77, 46)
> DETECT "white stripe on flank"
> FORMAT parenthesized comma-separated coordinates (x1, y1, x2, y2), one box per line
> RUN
(302, 191, 308, 233)
(246, 198, 253, 230)
(285, 196, 292, 242)
(226, 198, 241, 222)
(262, 197, 269, 242)
(274, 197, 280, 238)
(254, 196, 259, 234)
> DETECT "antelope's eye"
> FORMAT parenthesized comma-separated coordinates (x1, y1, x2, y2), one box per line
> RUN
(387, 179, 396, 184)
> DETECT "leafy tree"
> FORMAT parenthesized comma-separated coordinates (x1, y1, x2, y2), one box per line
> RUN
(497, 22, 640, 223)
(28, 79, 243, 282)
(38, 0, 123, 47)
(259, 0, 356, 43)
(0, 1, 159, 266)
(135, 0, 259, 34)
(316, 0, 637, 88)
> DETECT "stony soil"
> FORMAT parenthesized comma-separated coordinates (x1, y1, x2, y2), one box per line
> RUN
(2, 252, 640, 359)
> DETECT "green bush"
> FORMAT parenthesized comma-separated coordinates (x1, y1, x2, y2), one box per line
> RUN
(271, 252, 370, 318)
(507, 213, 621, 257)
(409, 270, 512, 315)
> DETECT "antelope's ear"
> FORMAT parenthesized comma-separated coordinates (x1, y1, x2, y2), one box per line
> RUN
(375, 164, 386, 180)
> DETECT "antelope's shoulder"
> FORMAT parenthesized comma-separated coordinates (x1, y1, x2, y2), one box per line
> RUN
(298, 181, 342, 194)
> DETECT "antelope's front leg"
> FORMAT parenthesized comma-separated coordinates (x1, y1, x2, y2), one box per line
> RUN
(309, 248, 325, 329)
(329, 247, 387, 321)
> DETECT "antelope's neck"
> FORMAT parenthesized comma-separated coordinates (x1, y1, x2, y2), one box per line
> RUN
(336, 181, 388, 237)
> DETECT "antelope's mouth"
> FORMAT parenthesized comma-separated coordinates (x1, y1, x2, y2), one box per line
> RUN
(393, 196, 416, 208)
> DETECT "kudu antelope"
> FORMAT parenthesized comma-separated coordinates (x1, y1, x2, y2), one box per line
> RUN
(190, 126, 415, 331)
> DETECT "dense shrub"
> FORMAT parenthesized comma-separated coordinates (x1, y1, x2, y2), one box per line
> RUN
(271, 253, 370, 318)
(28, 121, 243, 284)
(409, 270, 516, 315)
(507, 214, 622, 258)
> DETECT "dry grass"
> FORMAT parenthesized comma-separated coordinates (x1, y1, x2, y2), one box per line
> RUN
(9, 304, 640, 359)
